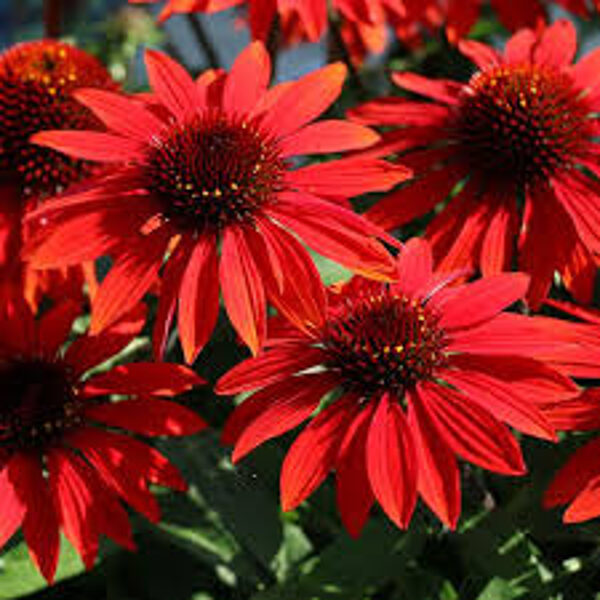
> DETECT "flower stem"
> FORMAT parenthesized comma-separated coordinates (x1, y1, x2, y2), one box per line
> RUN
(186, 15, 220, 70)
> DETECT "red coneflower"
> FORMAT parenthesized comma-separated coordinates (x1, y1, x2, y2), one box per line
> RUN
(0, 40, 116, 306)
(351, 20, 600, 308)
(215, 238, 594, 536)
(27, 42, 408, 362)
(0, 287, 206, 583)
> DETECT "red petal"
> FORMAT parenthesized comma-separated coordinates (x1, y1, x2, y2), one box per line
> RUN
(480, 196, 517, 276)
(47, 450, 99, 570)
(153, 236, 195, 359)
(391, 72, 462, 105)
(12, 453, 60, 583)
(245, 218, 326, 332)
(570, 47, 600, 93)
(534, 19, 577, 68)
(563, 476, 600, 523)
(544, 438, 600, 508)
(504, 29, 537, 63)
(418, 382, 525, 475)
(220, 226, 266, 355)
(64, 304, 147, 378)
(67, 429, 161, 522)
(442, 367, 557, 441)
(280, 398, 359, 511)
(216, 344, 326, 394)
(36, 300, 79, 358)
(458, 39, 501, 70)
(31, 130, 145, 162)
(394, 237, 433, 298)
(223, 41, 270, 115)
(348, 98, 450, 127)
(366, 394, 417, 529)
(335, 404, 375, 538)
(84, 362, 203, 397)
(542, 388, 600, 431)
(90, 231, 170, 334)
(231, 372, 338, 462)
(279, 120, 379, 157)
(86, 398, 206, 436)
(178, 235, 220, 364)
(438, 273, 529, 331)
(145, 49, 198, 122)
(0, 458, 27, 550)
(268, 191, 396, 281)
(407, 389, 461, 529)
(260, 63, 347, 138)
(74, 88, 164, 142)
(286, 157, 410, 197)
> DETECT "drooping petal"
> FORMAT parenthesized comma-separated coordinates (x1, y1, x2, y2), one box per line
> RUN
(417, 382, 525, 475)
(85, 398, 207, 436)
(177, 235, 220, 364)
(335, 404, 376, 538)
(0, 458, 27, 550)
(407, 389, 461, 529)
(391, 72, 462, 105)
(563, 476, 600, 523)
(84, 362, 203, 397)
(90, 230, 171, 334)
(366, 394, 417, 529)
(280, 397, 359, 511)
(220, 225, 266, 355)
(229, 372, 338, 462)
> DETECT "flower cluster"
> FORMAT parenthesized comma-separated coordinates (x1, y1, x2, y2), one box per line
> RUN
(4, 2, 600, 587)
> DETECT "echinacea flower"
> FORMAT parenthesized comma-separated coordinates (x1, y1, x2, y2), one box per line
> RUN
(0, 40, 116, 307)
(0, 287, 206, 583)
(27, 42, 408, 362)
(215, 238, 592, 536)
(351, 20, 600, 307)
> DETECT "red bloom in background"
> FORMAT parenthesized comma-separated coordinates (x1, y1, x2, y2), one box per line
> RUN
(351, 20, 600, 308)
(215, 239, 594, 536)
(0, 288, 206, 583)
(0, 40, 116, 308)
(27, 42, 408, 362)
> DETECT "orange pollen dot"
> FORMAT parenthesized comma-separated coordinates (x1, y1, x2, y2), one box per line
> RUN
(145, 111, 287, 233)
(322, 290, 447, 396)
(454, 64, 589, 187)
(0, 40, 116, 199)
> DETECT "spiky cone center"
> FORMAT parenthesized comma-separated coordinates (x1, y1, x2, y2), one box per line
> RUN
(453, 64, 589, 187)
(0, 40, 116, 199)
(322, 291, 447, 397)
(0, 357, 81, 450)
(145, 111, 287, 234)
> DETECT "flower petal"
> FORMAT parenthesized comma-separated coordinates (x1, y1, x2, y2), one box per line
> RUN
(417, 382, 525, 475)
(407, 389, 461, 529)
(391, 72, 462, 105)
(178, 235, 220, 364)
(0, 458, 27, 550)
(220, 225, 266, 355)
(281, 397, 359, 511)
(366, 393, 417, 529)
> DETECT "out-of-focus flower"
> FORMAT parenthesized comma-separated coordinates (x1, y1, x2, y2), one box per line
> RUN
(216, 239, 595, 535)
(27, 42, 409, 362)
(0, 40, 117, 307)
(0, 288, 206, 583)
(351, 20, 600, 308)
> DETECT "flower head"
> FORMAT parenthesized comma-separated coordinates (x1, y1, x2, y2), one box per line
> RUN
(0, 288, 206, 582)
(0, 40, 116, 307)
(351, 20, 600, 307)
(28, 42, 408, 362)
(216, 238, 593, 535)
